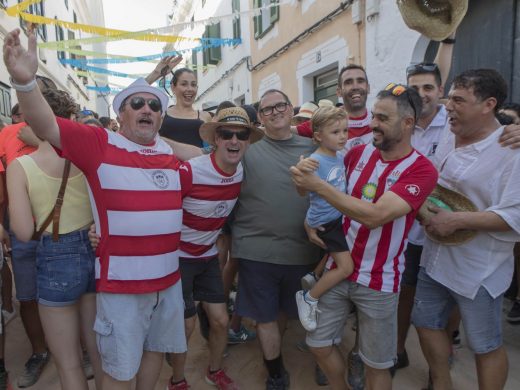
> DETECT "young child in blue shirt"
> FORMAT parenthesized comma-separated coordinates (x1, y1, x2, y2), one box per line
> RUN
(295, 106, 354, 331)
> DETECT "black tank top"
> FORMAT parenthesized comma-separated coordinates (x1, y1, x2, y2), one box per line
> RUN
(159, 110, 205, 147)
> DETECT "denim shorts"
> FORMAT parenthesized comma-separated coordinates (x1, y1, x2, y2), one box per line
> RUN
(236, 258, 315, 323)
(9, 231, 38, 301)
(94, 281, 187, 381)
(36, 229, 96, 307)
(412, 268, 503, 354)
(306, 277, 398, 369)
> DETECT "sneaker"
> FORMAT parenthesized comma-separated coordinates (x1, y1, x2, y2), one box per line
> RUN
(314, 364, 328, 386)
(17, 351, 50, 388)
(205, 368, 238, 390)
(228, 325, 256, 345)
(166, 377, 190, 390)
(393, 349, 409, 370)
(506, 300, 520, 323)
(301, 272, 318, 290)
(265, 370, 289, 390)
(197, 302, 210, 341)
(347, 350, 364, 390)
(0, 370, 10, 390)
(295, 290, 320, 332)
(82, 350, 94, 380)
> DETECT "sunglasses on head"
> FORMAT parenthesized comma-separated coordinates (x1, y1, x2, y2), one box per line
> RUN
(125, 97, 162, 112)
(406, 62, 440, 78)
(216, 128, 251, 141)
(384, 82, 418, 121)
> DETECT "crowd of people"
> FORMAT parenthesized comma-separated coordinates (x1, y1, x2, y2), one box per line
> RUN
(1, 20, 520, 390)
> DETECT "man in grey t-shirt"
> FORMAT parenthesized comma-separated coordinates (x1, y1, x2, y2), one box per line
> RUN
(232, 89, 320, 389)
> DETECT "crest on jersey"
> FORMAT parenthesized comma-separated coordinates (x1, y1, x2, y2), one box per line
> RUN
(405, 184, 420, 196)
(215, 202, 229, 217)
(151, 170, 170, 189)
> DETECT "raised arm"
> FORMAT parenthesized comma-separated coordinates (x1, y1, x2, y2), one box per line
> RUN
(145, 55, 183, 85)
(434, 32, 456, 89)
(3, 29, 61, 148)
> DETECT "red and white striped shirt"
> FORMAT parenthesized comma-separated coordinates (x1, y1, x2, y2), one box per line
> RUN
(179, 153, 242, 260)
(56, 118, 182, 294)
(342, 143, 437, 292)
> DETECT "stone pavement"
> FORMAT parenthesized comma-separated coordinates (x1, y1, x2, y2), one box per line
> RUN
(3, 300, 520, 389)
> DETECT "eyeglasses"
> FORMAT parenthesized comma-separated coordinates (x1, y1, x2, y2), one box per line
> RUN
(406, 63, 440, 78)
(259, 102, 289, 116)
(125, 97, 162, 113)
(216, 128, 251, 141)
(384, 83, 418, 121)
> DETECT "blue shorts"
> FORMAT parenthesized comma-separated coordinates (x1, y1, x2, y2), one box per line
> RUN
(9, 232, 38, 301)
(36, 229, 96, 307)
(236, 258, 315, 323)
(412, 268, 503, 354)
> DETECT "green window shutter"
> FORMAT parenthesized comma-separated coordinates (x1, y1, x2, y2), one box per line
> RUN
(208, 23, 221, 64)
(202, 29, 209, 66)
(192, 49, 197, 69)
(232, 0, 241, 40)
(270, 0, 279, 24)
(253, 0, 261, 39)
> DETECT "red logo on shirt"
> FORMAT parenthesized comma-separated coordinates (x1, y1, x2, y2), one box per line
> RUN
(405, 184, 420, 196)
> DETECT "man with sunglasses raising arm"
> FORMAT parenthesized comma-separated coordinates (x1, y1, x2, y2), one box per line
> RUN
(290, 84, 438, 390)
(3, 28, 187, 390)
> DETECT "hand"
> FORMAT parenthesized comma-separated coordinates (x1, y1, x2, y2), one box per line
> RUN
(88, 223, 100, 250)
(304, 220, 326, 249)
(296, 155, 319, 173)
(3, 29, 38, 84)
(146, 55, 183, 84)
(289, 165, 322, 192)
(423, 206, 460, 237)
(17, 126, 40, 147)
(499, 124, 520, 149)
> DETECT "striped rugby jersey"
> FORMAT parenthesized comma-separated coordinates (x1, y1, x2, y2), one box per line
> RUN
(56, 118, 182, 294)
(179, 153, 242, 260)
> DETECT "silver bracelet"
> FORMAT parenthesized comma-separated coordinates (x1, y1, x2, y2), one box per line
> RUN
(9, 77, 37, 92)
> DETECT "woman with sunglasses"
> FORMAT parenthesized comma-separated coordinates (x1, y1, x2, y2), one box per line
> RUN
(147, 56, 212, 147)
(7, 90, 102, 390)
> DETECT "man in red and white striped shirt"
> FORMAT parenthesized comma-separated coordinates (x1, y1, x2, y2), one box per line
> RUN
(166, 107, 263, 390)
(291, 84, 437, 390)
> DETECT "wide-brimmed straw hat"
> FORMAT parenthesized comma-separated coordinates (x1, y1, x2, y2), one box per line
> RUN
(199, 107, 264, 145)
(295, 101, 319, 119)
(397, 0, 468, 41)
(418, 184, 478, 245)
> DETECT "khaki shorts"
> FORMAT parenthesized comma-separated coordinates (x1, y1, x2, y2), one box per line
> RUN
(306, 278, 398, 369)
(94, 281, 187, 381)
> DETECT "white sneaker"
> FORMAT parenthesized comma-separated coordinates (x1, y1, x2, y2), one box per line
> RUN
(301, 272, 318, 290)
(295, 290, 319, 332)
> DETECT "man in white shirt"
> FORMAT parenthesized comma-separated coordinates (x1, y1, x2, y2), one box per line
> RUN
(412, 69, 520, 390)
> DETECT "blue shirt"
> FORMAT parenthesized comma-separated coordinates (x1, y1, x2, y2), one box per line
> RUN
(306, 152, 346, 228)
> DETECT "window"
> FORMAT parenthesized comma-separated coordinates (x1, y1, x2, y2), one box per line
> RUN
(64, 0, 68, 10)
(18, 0, 47, 41)
(55, 19, 66, 62)
(202, 0, 206, 6)
(314, 69, 338, 104)
(0, 82, 12, 125)
(232, 0, 241, 41)
(253, 0, 279, 39)
(192, 49, 198, 71)
(68, 30, 77, 68)
(202, 23, 222, 66)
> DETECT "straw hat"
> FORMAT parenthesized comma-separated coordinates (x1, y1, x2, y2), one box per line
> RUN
(397, 0, 468, 41)
(199, 107, 264, 145)
(318, 99, 334, 108)
(295, 101, 319, 119)
(418, 184, 478, 245)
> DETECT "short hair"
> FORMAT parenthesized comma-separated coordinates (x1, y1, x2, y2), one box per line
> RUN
(36, 75, 58, 93)
(311, 106, 348, 133)
(241, 104, 259, 124)
(99, 116, 111, 127)
(41, 89, 78, 119)
(259, 89, 292, 107)
(501, 102, 520, 117)
(216, 101, 236, 115)
(376, 86, 423, 122)
(171, 68, 196, 87)
(338, 64, 369, 86)
(406, 62, 442, 86)
(452, 69, 508, 113)
(496, 112, 515, 126)
(11, 103, 20, 116)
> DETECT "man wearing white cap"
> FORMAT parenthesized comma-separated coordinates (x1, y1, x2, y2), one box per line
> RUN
(3, 28, 186, 390)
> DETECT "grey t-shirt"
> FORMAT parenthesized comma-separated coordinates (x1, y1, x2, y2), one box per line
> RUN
(231, 134, 321, 265)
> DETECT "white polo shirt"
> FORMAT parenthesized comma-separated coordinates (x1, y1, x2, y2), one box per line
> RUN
(407, 105, 449, 245)
(421, 127, 520, 299)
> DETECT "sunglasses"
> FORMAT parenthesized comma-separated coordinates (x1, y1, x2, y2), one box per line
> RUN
(259, 102, 289, 116)
(384, 83, 418, 121)
(406, 62, 440, 78)
(216, 128, 251, 141)
(125, 97, 162, 112)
